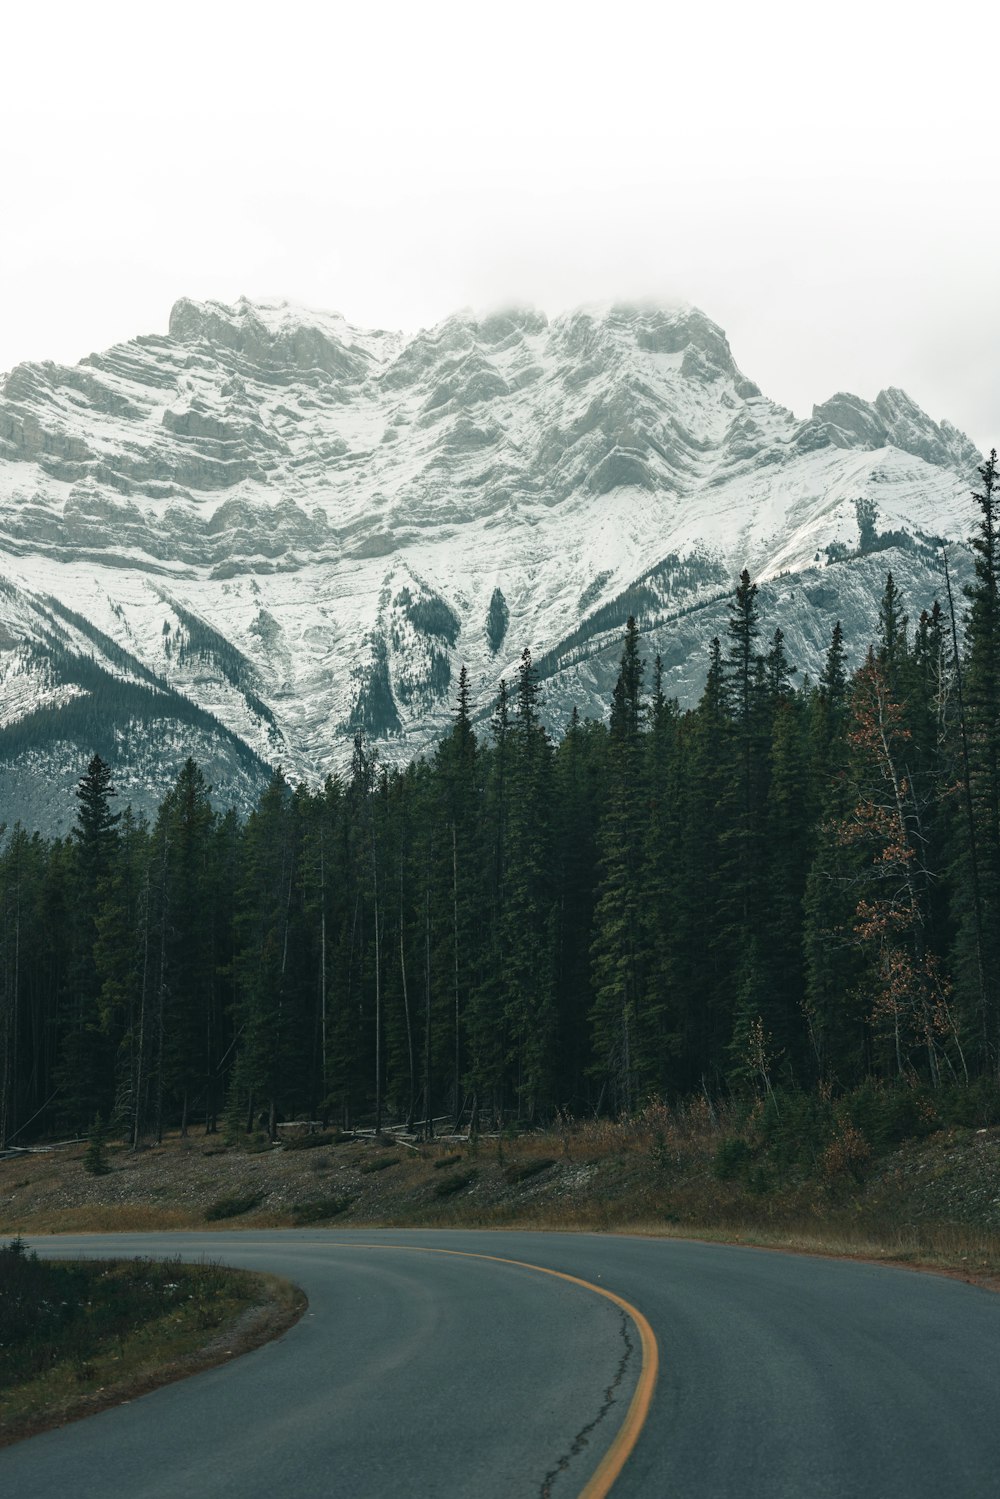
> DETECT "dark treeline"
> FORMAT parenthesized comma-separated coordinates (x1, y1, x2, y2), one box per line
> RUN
(2, 453, 999, 1148)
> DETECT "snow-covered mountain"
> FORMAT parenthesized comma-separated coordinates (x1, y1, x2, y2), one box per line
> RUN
(0, 296, 982, 830)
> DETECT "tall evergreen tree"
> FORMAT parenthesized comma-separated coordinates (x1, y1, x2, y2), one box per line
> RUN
(435, 666, 481, 1123)
(590, 619, 657, 1110)
(230, 769, 298, 1138)
(670, 636, 733, 1086)
(57, 756, 122, 1131)
(877, 571, 909, 689)
(502, 650, 557, 1117)
(552, 707, 603, 1108)
(725, 569, 766, 932)
(465, 679, 512, 1124)
(154, 759, 217, 1138)
(958, 450, 1000, 1061)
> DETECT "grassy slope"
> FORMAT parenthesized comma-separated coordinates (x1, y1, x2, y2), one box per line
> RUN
(3, 1108, 999, 1285)
(0, 1252, 305, 1447)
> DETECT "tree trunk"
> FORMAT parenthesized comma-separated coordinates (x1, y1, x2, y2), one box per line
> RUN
(452, 822, 461, 1126)
(943, 548, 989, 1050)
(320, 828, 328, 1097)
(133, 864, 151, 1151)
(400, 856, 415, 1130)
(424, 880, 433, 1141)
(373, 829, 382, 1138)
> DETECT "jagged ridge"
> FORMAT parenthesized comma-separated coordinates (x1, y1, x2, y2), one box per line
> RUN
(0, 297, 982, 830)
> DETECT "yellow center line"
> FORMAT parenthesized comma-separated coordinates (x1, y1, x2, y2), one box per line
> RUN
(330, 1242, 659, 1499)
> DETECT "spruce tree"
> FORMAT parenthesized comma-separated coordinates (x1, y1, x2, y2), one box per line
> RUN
(670, 637, 733, 1086)
(464, 680, 512, 1124)
(57, 756, 122, 1132)
(959, 450, 1000, 1060)
(877, 571, 908, 689)
(434, 665, 481, 1124)
(231, 769, 297, 1139)
(154, 760, 217, 1139)
(725, 570, 766, 932)
(802, 633, 870, 1084)
(809, 620, 849, 809)
(552, 707, 603, 1108)
(73, 755, 121, 887)
(590, 619, 658, 1110)
(502, 650, 556, 1118)
(641, 657, 681, 1094)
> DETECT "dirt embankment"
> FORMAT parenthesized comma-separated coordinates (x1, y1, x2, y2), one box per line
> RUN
(3, 1115, 1000, 1287)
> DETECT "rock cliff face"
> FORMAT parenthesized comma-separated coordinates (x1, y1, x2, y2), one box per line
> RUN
(0, 296, 982, 830)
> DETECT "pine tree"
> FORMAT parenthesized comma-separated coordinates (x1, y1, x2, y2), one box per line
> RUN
(231, 769, 297, 1139)
(464, 679, 512, 1125)
(57, 756, 123, 1132)
(641, 658, 681, 1094)
(552, 707, 603, 1108)
(725, 570, 766, 933)
(809, 620, 849, 807)
(958, 450, 1000, 1061)
(83, 1112, 110, 1175)
(73, 755, 121, 888)
(154, 760, 217, 1139)
(0, 827, 46, 1150)
(92, 807, 150, 1148)
(435, 666, 481, 1123)
(761, 690, 811, 1070)
(821, 619, 848, 702)
(877, 572, 908, 689)
(670, 637, 733, 1087)
(726, 939, 777, 1099)
(502, 650, 557, 1118)
(590, 619, 659, 1110)
(765, 627, 796, 704)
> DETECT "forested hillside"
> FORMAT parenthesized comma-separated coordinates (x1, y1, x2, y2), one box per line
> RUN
(2, 455, 998, 1151)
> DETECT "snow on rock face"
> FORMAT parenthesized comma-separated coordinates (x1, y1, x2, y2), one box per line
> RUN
(0, 295, 984, 830)
(811, 386, 979, 473)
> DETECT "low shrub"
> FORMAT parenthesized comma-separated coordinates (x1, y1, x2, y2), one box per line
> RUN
(290, 1195, 355, 1225)
(822, 1122, 872, 1182)
(757, 1090, 833, 1169)
(504, 1158, 557, 1185)
(433, 1170, 478, 1198)
(0, 1242, 255, 1391)
(243, 1135, 273, 1155)
(83, 1115, 111, 1177)
(842, 1082, 934, 1152)
(937, 1078, 1000, 1130)
(283, 1132, 337, 1152)
(204, 1192, 264, 1221)
(712, 1138, 753, 1181)
(746, 1165, 772, 1196)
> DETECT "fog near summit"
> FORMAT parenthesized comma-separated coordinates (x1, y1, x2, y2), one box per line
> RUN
(2, 0, 997, 454)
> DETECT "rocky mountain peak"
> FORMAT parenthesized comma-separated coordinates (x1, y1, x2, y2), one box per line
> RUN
(0, 295, 983, 833)
(810, 386, 978, 474)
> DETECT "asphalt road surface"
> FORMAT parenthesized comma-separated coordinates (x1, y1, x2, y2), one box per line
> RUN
(3, 1229, 999, 1497)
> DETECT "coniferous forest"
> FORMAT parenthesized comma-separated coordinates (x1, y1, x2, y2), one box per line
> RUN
(1, 454, 999, 1151)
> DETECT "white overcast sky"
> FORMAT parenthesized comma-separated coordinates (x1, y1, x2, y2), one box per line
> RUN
(3, 0, 997, 453)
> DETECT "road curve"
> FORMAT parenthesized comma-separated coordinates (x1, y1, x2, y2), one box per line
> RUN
(4, 1229, 1000, 1498)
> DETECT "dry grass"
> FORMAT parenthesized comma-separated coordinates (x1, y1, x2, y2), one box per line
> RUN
(0, 1257, 305, 1448)
(13, 1203, 196, 1235)
(4, 1105, 1000, 1287)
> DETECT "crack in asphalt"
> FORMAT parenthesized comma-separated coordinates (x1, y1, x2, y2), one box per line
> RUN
(538, 1306, 635, 1497)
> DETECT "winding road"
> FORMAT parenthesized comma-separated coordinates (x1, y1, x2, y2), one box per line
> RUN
(4, 1229, 1000, 1497)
